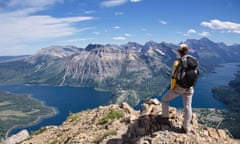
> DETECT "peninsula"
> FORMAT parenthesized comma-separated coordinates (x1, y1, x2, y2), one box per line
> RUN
(0, 91, 55, 141)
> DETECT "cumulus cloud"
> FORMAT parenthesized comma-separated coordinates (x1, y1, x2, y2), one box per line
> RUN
(184, 29, 210, 37)
(201, 19, 240, 34)
(184, 29, 196, 36)
(187, 29, 197, 34)
(113, 36, 126, 40)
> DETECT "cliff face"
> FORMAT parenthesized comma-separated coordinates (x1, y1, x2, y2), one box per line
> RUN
(21, 99, 235, 144)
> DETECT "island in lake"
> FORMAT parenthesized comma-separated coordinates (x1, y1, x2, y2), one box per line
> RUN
(0, 91, 55, 141)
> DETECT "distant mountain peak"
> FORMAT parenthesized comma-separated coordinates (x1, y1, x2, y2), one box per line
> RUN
(37, 45, 81, 58)
(184, 37, 224, 46)
(121, 42, 143, 52)
(145, 41, 158, 46)
(199, 37, 211, 41)
(85, 44, 104, 51)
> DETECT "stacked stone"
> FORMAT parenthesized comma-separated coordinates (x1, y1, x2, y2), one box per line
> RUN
(121, 98, 232, 144)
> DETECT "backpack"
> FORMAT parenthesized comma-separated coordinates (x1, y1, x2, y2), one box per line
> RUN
(176, 55, 199, 88)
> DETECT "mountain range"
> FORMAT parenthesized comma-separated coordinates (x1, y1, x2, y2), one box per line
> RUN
(0, 38, 239, 105)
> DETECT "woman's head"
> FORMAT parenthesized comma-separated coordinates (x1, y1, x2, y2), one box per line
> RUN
(178, 43, 189, 57)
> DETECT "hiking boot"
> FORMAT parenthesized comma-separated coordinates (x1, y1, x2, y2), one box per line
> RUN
(156, 114, 169, 119)
(179, 127, 190, 134)
(155, 115, 170, 124)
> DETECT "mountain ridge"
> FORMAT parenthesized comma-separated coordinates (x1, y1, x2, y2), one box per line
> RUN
(0, 38, 239, 105)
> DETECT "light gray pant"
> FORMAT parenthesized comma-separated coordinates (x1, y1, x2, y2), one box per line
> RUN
(161, 86, 193, 130)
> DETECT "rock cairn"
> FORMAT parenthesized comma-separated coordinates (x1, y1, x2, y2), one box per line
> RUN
(121, 98, 232, 144)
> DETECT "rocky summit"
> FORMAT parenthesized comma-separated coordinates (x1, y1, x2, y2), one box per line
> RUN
(19, 98, 237, 144)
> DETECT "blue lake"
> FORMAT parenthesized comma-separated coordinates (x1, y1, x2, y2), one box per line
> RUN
(0, 86, 112, 136)
(0, 62, 239, 136)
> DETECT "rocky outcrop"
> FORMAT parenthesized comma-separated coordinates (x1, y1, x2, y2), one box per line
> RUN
(2, 130, 29, 144)
(21, 98, 235, 144)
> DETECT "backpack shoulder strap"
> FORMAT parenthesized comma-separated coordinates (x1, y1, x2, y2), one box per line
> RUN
(180, 55, 188, 69)
(186, 55, 199, 69)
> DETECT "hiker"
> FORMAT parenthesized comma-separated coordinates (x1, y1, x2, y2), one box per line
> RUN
(160, 43, 199, 134)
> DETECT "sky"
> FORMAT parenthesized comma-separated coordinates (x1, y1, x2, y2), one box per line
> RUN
(0, 0, 240, 56)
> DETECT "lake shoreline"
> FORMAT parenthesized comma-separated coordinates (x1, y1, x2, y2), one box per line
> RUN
(5, 103, 58, 139)
(0, 85, 113, 140)
(1, 62, 240, 140)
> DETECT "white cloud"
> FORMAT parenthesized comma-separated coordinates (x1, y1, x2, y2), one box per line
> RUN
(7, 0, 63, 7)
(6, 0, 63, 8)
(0, 13, 94, 43)
(198, 31, 211, 37)
(3, 0, 63, 15)
(130, 0, 142, 3)
(101, 0, 127, 7)
(201, 19, 240, 34)
(233, 30, 240, 33)
(187, 29, 197, 34)
(113, 36, 126, 40)
(113, 26, 120, 29)
(160, 20, 167, 25)
(101, 0, 141, 7)
(124, 33, 132, 37)
(0, 0, 94, 55)
(184, 29, 197, 36)
(184, 29, 210, 37)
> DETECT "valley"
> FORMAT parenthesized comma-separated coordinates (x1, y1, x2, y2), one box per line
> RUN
(0, 38, 240, 140)
(0, 38, 239, 105)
